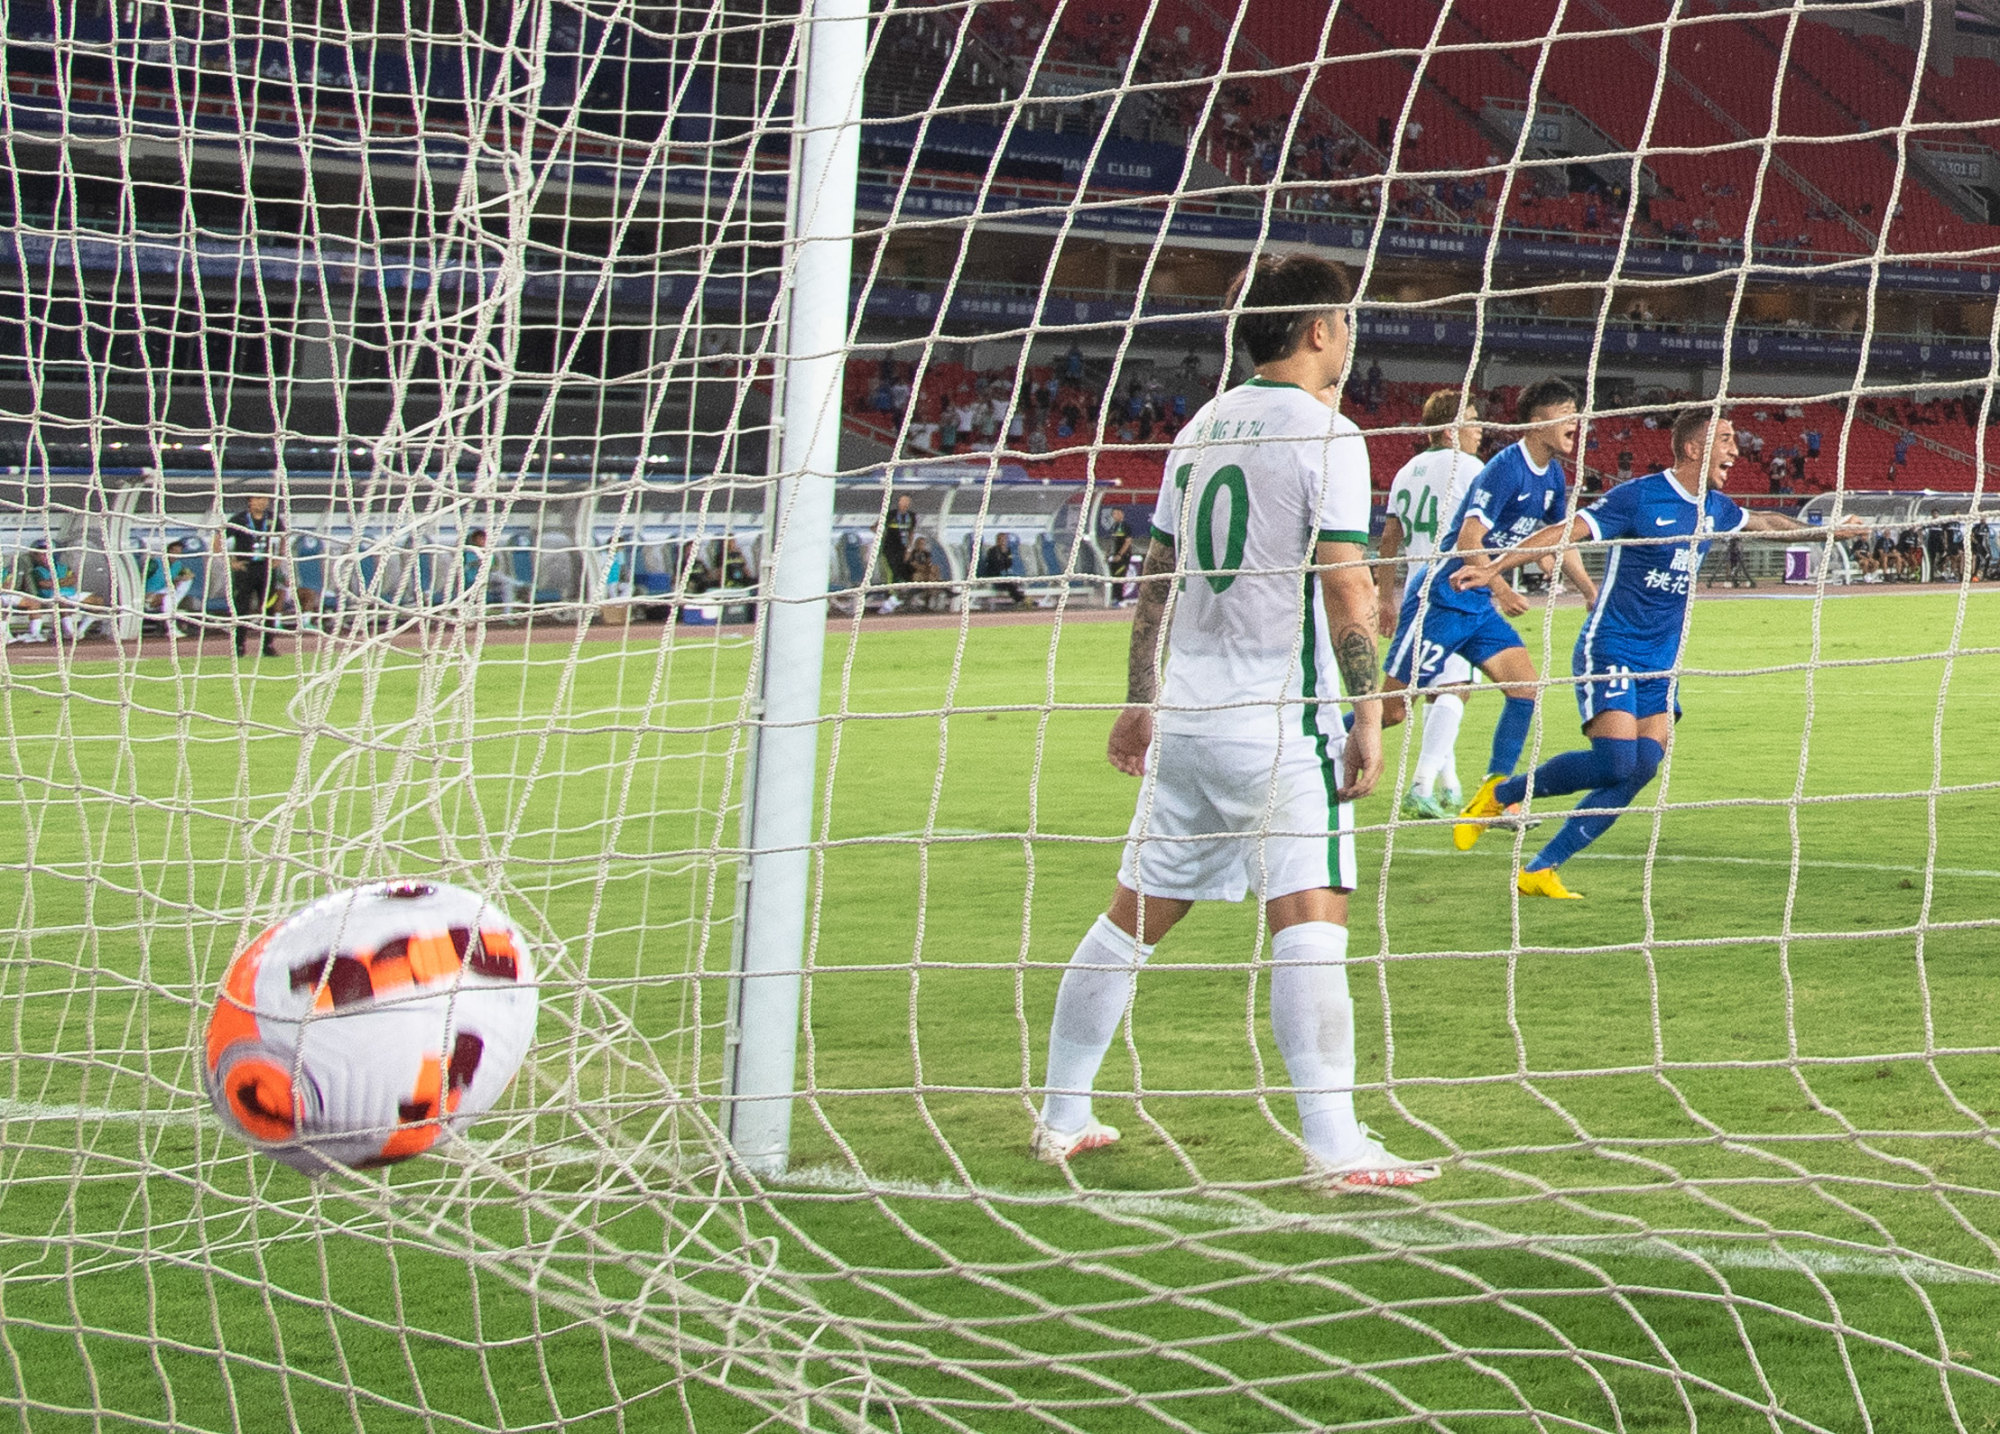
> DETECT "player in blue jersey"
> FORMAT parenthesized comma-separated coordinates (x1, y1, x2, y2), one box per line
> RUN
(1382, 377, 1598, 831)
(1450, 409, 1862, 898)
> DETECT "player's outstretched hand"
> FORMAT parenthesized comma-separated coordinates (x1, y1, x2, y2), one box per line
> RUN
(1492, 580, 1531, 617)
(1107, 706, 1153, 777)
(1448, 560, 1494, 592)
(1377, 598, 1399, 637)
(1337, 711, 1383, 801)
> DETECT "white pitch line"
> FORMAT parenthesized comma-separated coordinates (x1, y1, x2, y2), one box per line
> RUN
(853, 832, 2000, 882)
(775, 1164, 2000, 1286)
(6, 1099, 1985, 1287)
(1390, 845, 2000, 881)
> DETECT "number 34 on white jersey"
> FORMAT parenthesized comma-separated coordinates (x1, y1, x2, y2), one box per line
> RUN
(1386, 446, 1484, 575)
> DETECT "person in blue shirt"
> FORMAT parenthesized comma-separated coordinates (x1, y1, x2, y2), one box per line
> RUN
(1383, 377, 1599, 819)
(1451, 409, 1863, 898)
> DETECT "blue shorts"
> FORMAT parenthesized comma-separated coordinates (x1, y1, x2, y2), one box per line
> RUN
(1573, 647, 1681, 726)
(1384, 586, 1523, 689)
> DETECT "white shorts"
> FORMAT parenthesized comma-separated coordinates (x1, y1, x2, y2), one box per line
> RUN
(1118, 733, 1358, 903)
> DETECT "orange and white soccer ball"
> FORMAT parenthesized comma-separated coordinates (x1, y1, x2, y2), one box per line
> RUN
(204, 880, 539, 1174)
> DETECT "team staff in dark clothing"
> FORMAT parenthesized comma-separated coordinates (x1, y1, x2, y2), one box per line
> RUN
(880, 494, 918, 612)
(1103, 506, 1135, 605)
(977, 532, 1026, 605)
(218, 494, 286, 657)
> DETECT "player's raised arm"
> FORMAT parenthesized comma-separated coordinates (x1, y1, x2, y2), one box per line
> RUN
(1739, 510, 1867, 542)
(1106, 535, 1176, 776)
(1451, 515, 1594, 588)
(1317, 537, 1384, 801)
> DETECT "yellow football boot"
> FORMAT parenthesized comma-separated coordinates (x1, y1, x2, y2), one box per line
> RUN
(1452, 775, 1507, 850)
(1517, 866, 1583, 900)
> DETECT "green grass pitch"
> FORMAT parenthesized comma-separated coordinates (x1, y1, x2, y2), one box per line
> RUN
(2, 589, 2000, 1432)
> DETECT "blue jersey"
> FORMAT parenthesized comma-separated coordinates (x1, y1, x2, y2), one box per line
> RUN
(1575, 471, 1746, 671)
(1425, 441, 1570, 613)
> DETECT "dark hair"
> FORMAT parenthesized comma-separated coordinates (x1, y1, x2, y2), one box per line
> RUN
(1516, 376, 1579, 425)
(466, 528, 487, 544)
(1228, 254, 1354, 366)
(1669, 407, 1726, 463)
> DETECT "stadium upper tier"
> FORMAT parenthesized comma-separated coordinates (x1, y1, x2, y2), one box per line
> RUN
(11, 3, 2000, 266)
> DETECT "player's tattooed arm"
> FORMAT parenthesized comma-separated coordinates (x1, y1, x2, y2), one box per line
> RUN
(1334, 624, 1379, 698)
(1318, 539, 1385, 799)
(1109, 538, 1177, 777)
(1317, 540, 1379, 699)
(1124, 537, 1177, 704)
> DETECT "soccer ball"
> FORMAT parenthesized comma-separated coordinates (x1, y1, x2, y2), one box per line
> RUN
(204, 880, 539, 1174)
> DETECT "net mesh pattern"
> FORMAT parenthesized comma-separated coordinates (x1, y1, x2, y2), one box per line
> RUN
(2, 2, 1999, 1430)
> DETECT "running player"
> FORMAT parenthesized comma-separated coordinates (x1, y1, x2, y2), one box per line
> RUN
(1377, 390, 1484, 819)
(1452, 409, 1862, 897)
(1032, 253, 1438, 1192)
(1383, 378, 1599, 838)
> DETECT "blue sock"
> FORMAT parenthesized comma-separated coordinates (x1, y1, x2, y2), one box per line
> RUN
(1495, 737, 1636, 808)
(1486, 696, 1537, 778)
(1525, 738, 1665, 871)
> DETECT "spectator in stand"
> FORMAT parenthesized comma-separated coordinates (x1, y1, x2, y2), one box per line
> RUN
(681, 545, 716, 595)
(142, 539, 198, 629)
(721, 539, 757, 591)
(27, 539, 101, 643)
(462, 528, 492, 605)
(1064, 344, 1085, 383)
(1872, 527, 1897, 578)
(977, 532, 1025, 605)
(1973, 520, 2000, 581)
(1898, 526, 1925, 578)
(938, 404, 960, 454)
(1615, 451, 1634, 485)
(908, 535, 945, 610)
(1895, 429, 1913, 466)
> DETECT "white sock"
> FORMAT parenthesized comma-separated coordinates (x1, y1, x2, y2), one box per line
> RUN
(1413, 693, 1465, 798)
(25, 620, 43, 639)
(1040, 913, 1152, 1134)
(1268, 921, 1364, 1164)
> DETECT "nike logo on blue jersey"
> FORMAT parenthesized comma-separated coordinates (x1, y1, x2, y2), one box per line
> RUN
(1654, 516, 1676, 525)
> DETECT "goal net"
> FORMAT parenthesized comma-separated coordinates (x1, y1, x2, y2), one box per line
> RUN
(4, 0, 2000, 1429)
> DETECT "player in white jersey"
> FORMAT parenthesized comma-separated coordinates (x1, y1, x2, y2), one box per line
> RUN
(1031, 254, 1439, 1193)
(1377, 391, 1484, 820)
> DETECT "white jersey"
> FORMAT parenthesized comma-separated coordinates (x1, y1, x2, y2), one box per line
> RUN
(1150, 376, 1372, 743)
(1386, 446, 1483, 594)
